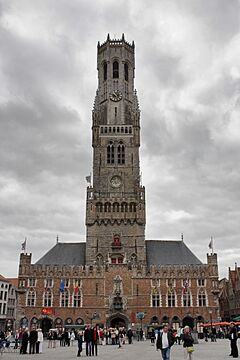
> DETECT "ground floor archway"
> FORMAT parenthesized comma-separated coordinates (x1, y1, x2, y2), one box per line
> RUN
(40, 317, 53, 336)
(107, 313, 129, 328)
(182, 316, 194, 329)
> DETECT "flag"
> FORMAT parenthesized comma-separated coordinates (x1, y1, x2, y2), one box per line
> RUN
(85, 175, 91, 183)
(21, 238, 27, 252)
(74, 280, 79, 294)
(183, 279, 189, 293)
(208, 237, 213, 250)
(59, 279, 65, 293)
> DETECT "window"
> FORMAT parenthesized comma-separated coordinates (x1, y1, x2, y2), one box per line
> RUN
(107, 143, 114, 164)
(61, 289, 69, 307)
(182, 290, 192, 307)
(103, 62, 107, 81)
(27, 289, 36, 306)
(124, 63, 129, 81)
(152, 294, 160, 307)
(65, 279, 70, 288)
(111, 256, 124, 264)
(167, 291, 176, 307)
(198, 290, 207, 307)
(198, 279, 205, 287)
(28, 278, 36, 287)
(73, 290, 81, 307)
(43, 289, 52, 307)
(44, 278, 53, 288)
(117, 142, 125, 165)
(113, 61, 119, 78)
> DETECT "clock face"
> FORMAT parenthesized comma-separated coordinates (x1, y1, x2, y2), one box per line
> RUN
(110, 175, 122, 188)
(109, 90, 122, 102)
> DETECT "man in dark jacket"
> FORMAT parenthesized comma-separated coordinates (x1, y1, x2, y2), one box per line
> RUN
(20, 328, 29, 354)
(156, 325, 175, 360)
(229, 323, 239, 358)
(29, 328, 38, 354)
(84, 325, 92, 356)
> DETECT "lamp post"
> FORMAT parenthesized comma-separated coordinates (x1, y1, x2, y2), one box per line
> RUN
(209, 310, 213, 331)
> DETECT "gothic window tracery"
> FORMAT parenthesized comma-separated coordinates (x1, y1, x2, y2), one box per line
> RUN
(124, 63, 129, 81)
(26, 289, 36, 306)
(60, 289, 70, 307)
(182, 289, 192, 307)
(43, 289, 52, 307)
(103, 62, 107, 81)
(113, 202, 120, 212)
(107, 142, 114, 164)
(117, 142, 125, 165)
(167, 290, 176, 307)
(73, 290, 82, 307)
(198, 289, 207, 306)
(113, 61, 119, 78)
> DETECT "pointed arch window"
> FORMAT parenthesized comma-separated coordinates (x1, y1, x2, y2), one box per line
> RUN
(124, 63, 129, 81)
(167, 290, 176, 307)
(182, 289, 192, 307)
(73, 290, 82, 308)
(198, 289, 207, 307)
(117, 142, 125, 165)
(113, 61, 119, 78)
(103, 62, 107, 81)
(60, 289, 70, 307)
(27, 289, 36, 306)
(107, 142, 114, 164)
(43, 289, 52, 307)
(151, 293, 160, 307)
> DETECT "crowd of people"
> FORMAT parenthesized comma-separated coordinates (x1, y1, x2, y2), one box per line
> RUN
(0, 322, 238, 358)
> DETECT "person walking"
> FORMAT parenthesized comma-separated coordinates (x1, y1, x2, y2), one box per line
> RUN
(182, 326, 194, 360)
(127, 328, 133, 344)
(150, 328, 155, 345)
(156, 324, 175, 360)
(229, 322, 239, 358)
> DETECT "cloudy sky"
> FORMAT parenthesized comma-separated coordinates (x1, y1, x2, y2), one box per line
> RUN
(0, 0, 239, 278)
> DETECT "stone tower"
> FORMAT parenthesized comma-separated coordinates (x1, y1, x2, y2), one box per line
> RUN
(86, 34, 146, 266)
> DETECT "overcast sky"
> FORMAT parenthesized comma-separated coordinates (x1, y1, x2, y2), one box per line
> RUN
(0, 0, 239, 278)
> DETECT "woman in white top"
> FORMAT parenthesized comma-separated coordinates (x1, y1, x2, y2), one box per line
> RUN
(37, 329, 44, 354)
(70, 331, 75, 346)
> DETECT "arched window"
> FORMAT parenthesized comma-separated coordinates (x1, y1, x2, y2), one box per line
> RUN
(198, 289, 207, 306)
(113, 61, 119, 78)
(117, 142, 125, 165)
(27, 289, 36, 306)
(96, 254, 104, 266)
(113, 202, 120, 212)
(121, 202, 128, 212)
(43, 289, 52, 307)
(130, 254, 137, 264)
(104, 202, 111, 212)
(151, 293, 160, 307)
(182, 289, 192, 307)
(60, 289, 69, 307)
(96, 202, 103, 212)
(167, 290, 176, 307)
(124, 63, 129, 81)
(103, 62, 107, 81)
(107, 143, 114, 164)
(73, 290, 81, 308)
(129, 202, 136, 212)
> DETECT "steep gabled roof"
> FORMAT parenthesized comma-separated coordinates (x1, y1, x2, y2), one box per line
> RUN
(146, 240, 202, 266)
(0, 274, 9, 282)
(36, 242, 86, 266)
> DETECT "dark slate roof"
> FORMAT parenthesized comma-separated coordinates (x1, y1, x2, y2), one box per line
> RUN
(146, 240, 202, 266)
(36, 242, 86, 266)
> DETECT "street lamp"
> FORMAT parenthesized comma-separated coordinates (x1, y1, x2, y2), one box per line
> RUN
(209, 310, 213, 331)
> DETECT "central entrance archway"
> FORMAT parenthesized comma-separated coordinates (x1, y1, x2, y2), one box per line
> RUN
(40, 317, 53, 336)
(107, 313, 129, 328)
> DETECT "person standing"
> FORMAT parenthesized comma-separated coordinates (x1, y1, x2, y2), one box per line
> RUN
(156, 325, 175, 360)
(84, 325, 92, 356)
(37, 328, 43, 354)
(70, 330, 75, 346)
(77, 330, 83, 357)
(229, 322, 239, 358)
(29, 327, 38, 354)
(20, 328, 29, 354)
(182, 326, 194, 360)
(91, 325, 99, 356)
(127, 328, 133, 344)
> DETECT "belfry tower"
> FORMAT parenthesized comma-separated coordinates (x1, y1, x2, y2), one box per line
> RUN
(86, 34, 146, 265)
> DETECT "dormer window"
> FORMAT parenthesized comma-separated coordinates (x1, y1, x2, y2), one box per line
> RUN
(113, 61, 119, 78)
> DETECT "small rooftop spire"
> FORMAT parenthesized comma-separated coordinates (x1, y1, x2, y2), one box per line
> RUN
(122, 33, 125, 41)
(181, 233, 184, 241)
(56, 235, 59, 244)
(107, 33, 110, 41)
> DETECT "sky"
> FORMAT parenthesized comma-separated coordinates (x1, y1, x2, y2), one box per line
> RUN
(0, 0, 240, 279)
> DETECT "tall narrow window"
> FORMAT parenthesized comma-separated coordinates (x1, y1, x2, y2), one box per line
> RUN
(124, 63, 129, 81)
(73, 290, 81, 308)
(167, 291, 176, 307)
(27, 289, 36, 306)
(152, 294, 160, 307)
(198, 290, 207, 306)
(43, 289, 52, 307)
(103, 62, 107, 81)
(107, 142, 114, 164)
(182, 290, 192, 307)
(61, 289, 69, 307)
(113, 61, 119, 78)
(117, 142, 125, 165)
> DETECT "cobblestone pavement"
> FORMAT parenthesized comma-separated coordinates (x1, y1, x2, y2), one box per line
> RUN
(1, 339, 236, 359)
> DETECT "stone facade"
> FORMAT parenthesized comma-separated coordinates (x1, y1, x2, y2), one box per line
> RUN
(17, 35, 220, 335)
(219, 264, 240, 321)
